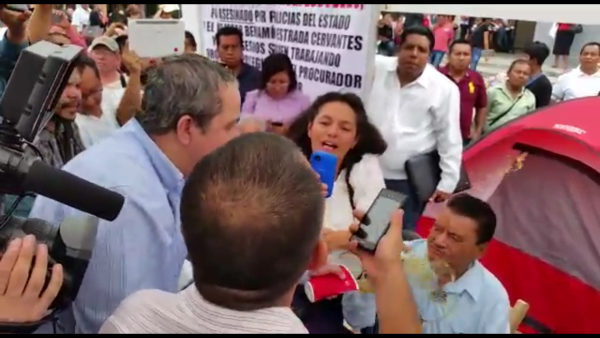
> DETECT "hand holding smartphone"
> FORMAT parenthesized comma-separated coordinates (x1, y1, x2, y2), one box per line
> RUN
(350, 189, 406, 252)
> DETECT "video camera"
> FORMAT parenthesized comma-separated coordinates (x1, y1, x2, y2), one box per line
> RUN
(0, 41, 125, 332)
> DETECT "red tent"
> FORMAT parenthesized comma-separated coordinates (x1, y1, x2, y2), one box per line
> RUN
(416, 97, 600, 334)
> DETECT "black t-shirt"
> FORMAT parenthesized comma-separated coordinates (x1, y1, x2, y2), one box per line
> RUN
(526, 74, 552, 109)
(470, 23, 491, 49)
(378, 25, 393, 40)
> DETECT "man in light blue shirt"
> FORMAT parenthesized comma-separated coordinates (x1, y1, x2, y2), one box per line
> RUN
(344, 194, 510, 334)
(30, 54, 241, 333)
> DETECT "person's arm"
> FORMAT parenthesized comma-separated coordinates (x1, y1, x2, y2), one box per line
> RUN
(551, 75, 567, 102)
(472, 74, 489, 139)
(348, 210, 421, 334)
(115, 74, 141, 126)
(115, 46, 143, 125)
(375, 263, 421, 334)
(432, 84, 462, 194)
(484, 87, 499, 131)
(26, 5, 52, 43)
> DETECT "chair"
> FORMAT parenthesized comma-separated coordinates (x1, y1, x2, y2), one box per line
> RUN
(509, 300, 530, 334)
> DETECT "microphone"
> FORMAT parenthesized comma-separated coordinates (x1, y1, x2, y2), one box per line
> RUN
(22, 160, 125, 221)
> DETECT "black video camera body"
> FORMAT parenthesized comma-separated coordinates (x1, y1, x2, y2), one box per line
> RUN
(0, 40, 125, 333)
(0, 216, 98, 310)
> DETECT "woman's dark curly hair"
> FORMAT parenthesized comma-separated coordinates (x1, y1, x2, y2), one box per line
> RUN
(287, 92, 387, 209)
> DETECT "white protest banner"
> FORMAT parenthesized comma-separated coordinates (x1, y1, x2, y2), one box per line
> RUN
(198, 5, 377, 100)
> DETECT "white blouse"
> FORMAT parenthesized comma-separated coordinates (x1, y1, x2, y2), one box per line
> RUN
(324, 154, 385, 275)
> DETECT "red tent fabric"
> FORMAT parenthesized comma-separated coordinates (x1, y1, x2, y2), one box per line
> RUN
(416, 97, 600, 334)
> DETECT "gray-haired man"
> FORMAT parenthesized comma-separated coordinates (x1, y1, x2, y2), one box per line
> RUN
(30, 54, 240, 334)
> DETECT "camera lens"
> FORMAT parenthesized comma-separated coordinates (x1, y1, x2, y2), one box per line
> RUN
(314, 155, 321, 161)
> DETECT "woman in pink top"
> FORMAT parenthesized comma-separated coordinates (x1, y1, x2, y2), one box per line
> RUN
(239, 53, 311, 135)
(429, 15, 455, 68)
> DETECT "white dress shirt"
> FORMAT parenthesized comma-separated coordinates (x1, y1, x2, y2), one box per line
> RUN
(367, 56, 462, 193)
(324, 154, 385, 274)
(552, 67, 600, 102)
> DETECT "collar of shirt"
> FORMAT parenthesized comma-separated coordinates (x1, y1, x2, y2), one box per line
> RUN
(438, 66, 474, 83)
(573, 67, 600, 78)
(383, 58, 436, 89)
(403, 240, 483, 302)
(179, 287, 307, 333)
(126, 120, 184, 194)
(101, 286, 308, 334)
(443, 261, 484, 302)
(499, 82, 526, 99)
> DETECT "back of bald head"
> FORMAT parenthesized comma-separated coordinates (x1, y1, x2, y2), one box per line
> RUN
(180, 132, 325, 311)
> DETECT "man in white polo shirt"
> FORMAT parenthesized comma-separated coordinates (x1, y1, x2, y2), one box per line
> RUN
(552, 42, 600, 102)
(367, 25, 462, 231)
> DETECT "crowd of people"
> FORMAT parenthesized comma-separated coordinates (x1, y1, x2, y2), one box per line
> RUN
(378, 14, 600, 142)
(0, 4, 599, 335)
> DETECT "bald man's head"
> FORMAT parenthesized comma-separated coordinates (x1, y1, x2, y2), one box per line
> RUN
(181, 132, 325, 311)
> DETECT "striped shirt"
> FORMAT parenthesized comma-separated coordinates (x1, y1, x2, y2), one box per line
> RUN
(99, 286, 309, 334)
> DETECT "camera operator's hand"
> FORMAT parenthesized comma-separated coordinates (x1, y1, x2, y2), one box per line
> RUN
(0, 235, 63, 323)
(347, 209, 404, 285)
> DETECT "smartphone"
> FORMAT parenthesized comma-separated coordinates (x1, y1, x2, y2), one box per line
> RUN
(6, 4, 29, 12)
(350, 189, 407, 252)
(309, 151, 337, 198)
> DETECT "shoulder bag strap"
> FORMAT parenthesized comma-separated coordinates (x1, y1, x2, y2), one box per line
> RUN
(489, 96, 522, 128)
